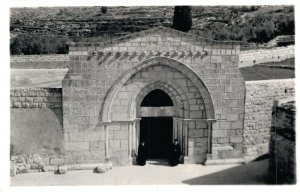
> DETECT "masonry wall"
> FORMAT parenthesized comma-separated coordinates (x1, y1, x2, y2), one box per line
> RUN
(10, 88, 64, 173)
(239, 45, 294, 68)
(11, 54, 69, 69)
(243, 79, 295, 161)
(10, 80, 296, 169)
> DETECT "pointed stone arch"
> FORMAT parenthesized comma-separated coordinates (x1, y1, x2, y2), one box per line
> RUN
(126, 81, 189, 120)
(100, 57, 215, 123)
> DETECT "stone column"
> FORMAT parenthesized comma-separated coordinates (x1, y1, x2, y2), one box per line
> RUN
(177, 118, 182, 153)
(136, 119, 140, 152)
(183, 120, 188, 162)
(104, 124, 109, 160)
(132, 121, 136, 156)
(173, 117, 177, 140)
(128, 122, 133, 164)
(206, 119, 216, 160)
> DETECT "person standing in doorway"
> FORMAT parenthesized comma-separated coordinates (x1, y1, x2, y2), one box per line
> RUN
(170, 139, 181, 166)
(137, 141, 147, 166)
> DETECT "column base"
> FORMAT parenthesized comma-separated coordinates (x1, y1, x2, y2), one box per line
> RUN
(132, 156, 137, 165)
(183, 156, 189, 164)
(124, 156, 133, 166)
(104, 157, 112, 169)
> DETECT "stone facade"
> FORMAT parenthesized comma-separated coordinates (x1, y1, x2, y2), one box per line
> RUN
(62, 26, 245, 165)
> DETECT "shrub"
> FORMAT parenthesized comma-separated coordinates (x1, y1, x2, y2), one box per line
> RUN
(101, 7, 107, 14)
(10, 35, 70, 55)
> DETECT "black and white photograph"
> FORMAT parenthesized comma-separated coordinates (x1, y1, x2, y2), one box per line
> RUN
(2, 0, 298, 190)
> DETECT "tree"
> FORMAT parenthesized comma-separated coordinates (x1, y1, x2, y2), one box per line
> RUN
(172, 6, 192, 32)
(276, 15, 294, 35)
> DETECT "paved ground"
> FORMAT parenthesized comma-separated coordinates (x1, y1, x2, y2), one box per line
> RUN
(11, 159, 269, 186)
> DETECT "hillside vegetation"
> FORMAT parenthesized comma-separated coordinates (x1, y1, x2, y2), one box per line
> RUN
(10, 6, 294, 55)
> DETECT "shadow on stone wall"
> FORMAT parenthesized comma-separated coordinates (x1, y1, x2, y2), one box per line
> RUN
(267, 98, 296, 184)
(10, 88, 65, 175)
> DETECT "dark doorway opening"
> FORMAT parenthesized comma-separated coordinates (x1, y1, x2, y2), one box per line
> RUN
(140, 117, 173, 159)
(141, 89, 173, 107)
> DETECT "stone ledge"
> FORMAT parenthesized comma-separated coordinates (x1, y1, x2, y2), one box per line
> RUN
(43, 163, 109, 172)
(204, 158, 245, 165)
(213, 145, 234, 151)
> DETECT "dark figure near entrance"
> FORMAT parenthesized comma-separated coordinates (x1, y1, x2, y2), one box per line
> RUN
(170, 139, 181, 166)
(137, 141, 147, 166)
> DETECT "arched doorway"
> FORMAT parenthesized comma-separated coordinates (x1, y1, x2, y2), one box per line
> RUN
(139, 89, 174, 159)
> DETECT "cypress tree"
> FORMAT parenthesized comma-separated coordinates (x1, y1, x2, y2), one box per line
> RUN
(172, 6, 192, 32)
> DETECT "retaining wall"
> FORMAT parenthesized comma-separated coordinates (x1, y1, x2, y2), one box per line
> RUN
(10, 54, 69, 69)
(10, 88, 64, 174)
(239, 45, 294, 68)
(243, 79, 295, 161)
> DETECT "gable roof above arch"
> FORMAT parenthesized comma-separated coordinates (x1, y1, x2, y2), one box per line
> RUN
(67, 26, 241, 49)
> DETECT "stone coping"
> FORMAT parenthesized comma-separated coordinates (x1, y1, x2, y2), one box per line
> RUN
(245, 78, 295, 84)
(66, 26, 241, 47)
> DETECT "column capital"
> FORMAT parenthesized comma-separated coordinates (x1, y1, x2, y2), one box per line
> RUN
(183, 118, 216, 123)
(101, 121, 111, 126)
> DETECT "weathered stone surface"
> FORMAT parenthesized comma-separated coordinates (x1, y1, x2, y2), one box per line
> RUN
(10, 88, 62, 109)
(94, 164, 111, 173)
(243, 79, 294, 159)
(10, 162, 17, 177)
(50, 158, 64, 166)
(54, 165, 68, 174)
(33, 155, 43, 165)
(65, 142, 89, 151)
(239, 45, 294, 68)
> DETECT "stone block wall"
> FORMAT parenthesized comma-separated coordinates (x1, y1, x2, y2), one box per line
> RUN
(265, 35, 294, 47)
(11, 54, 69, 69)
(243, 79, 295, 161)
(239, 45, 294, 68)
(187, 120, 208, 163)
(107, 123, 129, 165)
(10, 88, 62, 108)
(10, 88, 64, 174)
